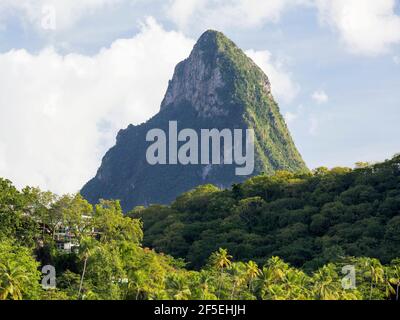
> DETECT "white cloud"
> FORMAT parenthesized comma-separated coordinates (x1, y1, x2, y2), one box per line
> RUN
(2, 0, 399, 59)
(246, 49, 300, 104)
(284, 112, 298, 124)
(314, 0, 400, 56)
(311, 90, 329, 104)
(167, 0, 294, 30)
(0, 17, 194, 194)
(0, 0, 124, 30)
(167, 0, 204, 29)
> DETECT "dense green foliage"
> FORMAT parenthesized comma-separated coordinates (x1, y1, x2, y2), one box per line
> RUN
(132, 155, 400, 271)
(1, 157, 400, 300)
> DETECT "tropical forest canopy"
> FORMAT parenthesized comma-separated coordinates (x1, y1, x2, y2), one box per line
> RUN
(132, 155, 400, 270)
(0, 155, 400, 300)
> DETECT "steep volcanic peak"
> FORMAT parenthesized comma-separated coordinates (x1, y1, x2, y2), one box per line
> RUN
(81, 30, 307, 211)
(160, 30, 271, 117)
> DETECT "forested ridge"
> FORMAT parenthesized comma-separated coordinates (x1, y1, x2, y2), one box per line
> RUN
(0, 155, 400, 300)
(133, 155, 400, 270)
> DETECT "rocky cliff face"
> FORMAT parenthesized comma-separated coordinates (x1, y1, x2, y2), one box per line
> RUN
(161, 31, 271, 118)
(162, 48, 224, 115)
(81, 30, 307, 211)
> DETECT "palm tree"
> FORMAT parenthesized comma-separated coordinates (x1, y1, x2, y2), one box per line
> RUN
(284, 269, 312, 300)
(229, 263, 245, 300)
(0, 261, 29, 300)
(127, 270, 147, 300)
(266, 257, 287, 282)
(312, 265, 340, 300)
(210, 248, 232, 299)
(256, 267, 273, 299)
(166, 274, 191, 300)
(245, 261, 260, 292)
(211, 248, 232, 270)
(257, 257, 288, 300)
(360, 258, 385, 300)
(386, 265, 400, 300)
(198, 271, 214, 300)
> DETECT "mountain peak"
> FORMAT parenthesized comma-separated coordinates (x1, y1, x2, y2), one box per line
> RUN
(194, 29, 227, 51)
(192, 29, 244, 65)
(197, 29, 221, 41)
(81, 31, 307, 211)
(160, 30, 271, 117)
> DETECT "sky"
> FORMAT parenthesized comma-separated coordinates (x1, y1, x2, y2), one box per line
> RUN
(0, 0, 399, 194)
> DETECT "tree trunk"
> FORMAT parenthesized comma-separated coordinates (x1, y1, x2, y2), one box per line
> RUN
(217, 269, 224, 299)
(230, 281, 237, 300)
(78, 255, 88, 299)
(136, 289, 140, 300)
(369, 280, 373, 300)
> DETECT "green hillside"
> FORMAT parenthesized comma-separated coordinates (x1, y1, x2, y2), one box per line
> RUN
(131, 155, 400, 271)
(0, 168, 399, 300)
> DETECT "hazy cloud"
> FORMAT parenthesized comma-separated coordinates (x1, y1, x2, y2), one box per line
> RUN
(0, 18, 194, 194)
(0, 0, 126, 31)
(167, 0, 400, 56)
(311, 90, 329, 104)
(246, 49, 300, 104)
(314, 0, 400, 56)
(284, 112, 298, 124)
(167, 0, 294, 30)
(2, 0, 399, 58)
